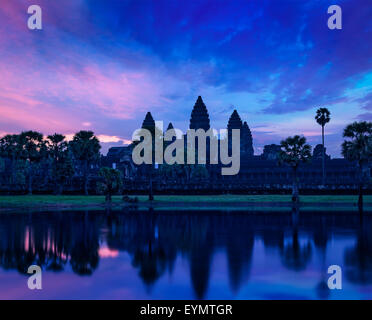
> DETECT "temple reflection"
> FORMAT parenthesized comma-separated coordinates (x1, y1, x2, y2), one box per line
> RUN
(0, 210, 370, 299)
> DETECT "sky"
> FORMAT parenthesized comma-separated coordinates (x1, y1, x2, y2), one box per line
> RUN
(0, 0, 371, 156)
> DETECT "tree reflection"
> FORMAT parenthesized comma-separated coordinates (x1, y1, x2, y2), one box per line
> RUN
(0, 212, 101, 276)
(0, 210, 371, 299)
(344, 217, 372, 284)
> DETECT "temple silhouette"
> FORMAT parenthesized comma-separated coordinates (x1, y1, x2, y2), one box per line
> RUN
(102, 96, 366, 194)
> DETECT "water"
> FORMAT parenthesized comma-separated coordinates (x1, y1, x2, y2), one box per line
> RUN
(0, 209, 371, 300)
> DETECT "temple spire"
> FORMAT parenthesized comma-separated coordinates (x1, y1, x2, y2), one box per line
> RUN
(189, 96, 210, 131)
(227, 109, 243, 130)
(141, 112, 155, 130)
(242, 121, 254, 157)
(166, 122, 174, 131)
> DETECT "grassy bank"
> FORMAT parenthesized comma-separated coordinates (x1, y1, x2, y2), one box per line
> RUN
(136, 194, 372, 203)
(0, 194, 371, 210)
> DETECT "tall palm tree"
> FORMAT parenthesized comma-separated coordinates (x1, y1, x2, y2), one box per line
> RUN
(46, 134, 74, 194)
(47, 134, 67, 159)
(19, 131, 46, 194)
(279, 135, 312, 203)
(69, 131, 101, 195)
(342, 121, 372, 212)
(0, 134, 21, 188)
(315, 108, 331, 185)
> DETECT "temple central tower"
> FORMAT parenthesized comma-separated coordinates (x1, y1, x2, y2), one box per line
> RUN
(189, 96, 210, 131)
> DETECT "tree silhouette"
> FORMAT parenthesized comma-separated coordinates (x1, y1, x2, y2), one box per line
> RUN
(18, 131, 46, 194)
(0, 134, 22, 189)
(279, 135, 312, 203)
(344, 219, 372, 285)
(69, 131, 101, 195)
(98, 167, 123, 203)
(341, 121, 372, 212)
(315, 108, 331, 185)
(46, 134, 74, 194)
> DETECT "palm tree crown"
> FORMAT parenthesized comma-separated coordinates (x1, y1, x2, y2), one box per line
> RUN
(315, 108, 331, 127)
(342, 121, 372, 162)
(279, 135, 312, 203)
(0, 134, 20, 158)
(341, 121, 372, 212)
(279, 135, 312, 168)
(70, 131, 101, 161)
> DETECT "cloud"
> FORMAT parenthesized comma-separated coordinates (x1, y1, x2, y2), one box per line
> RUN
(356, 112, 372, 121)
(64, 133, 130, 144)
(96, 135, 131, 145)
(0, 0, 370, 157)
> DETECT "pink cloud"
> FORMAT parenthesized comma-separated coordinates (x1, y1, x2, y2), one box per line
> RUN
(0, 1, 180, 140)
(0, 39, 172, 137)
(99, 247, 119, 259)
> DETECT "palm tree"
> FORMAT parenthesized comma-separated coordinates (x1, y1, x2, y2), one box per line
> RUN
(0, 134, 21, 189)
(47, 134, 66, 158)
(279, 135, 312, 203)
(18, 131, 46, 194)
(0, 134, 19, 158)
(46, 134, 74, 194)
(315, 107, 331, 185)
(69, 131, 101, 195)
(341, 121, 372, 212)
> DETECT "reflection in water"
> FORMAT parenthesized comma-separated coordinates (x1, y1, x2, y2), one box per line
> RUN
(0, 210, 371, 299)
(0, 212, 102, 276)
(344, 218, 372, 284)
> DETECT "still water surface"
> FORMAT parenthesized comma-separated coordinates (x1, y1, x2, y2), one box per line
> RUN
(0, 210, 371, 299)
